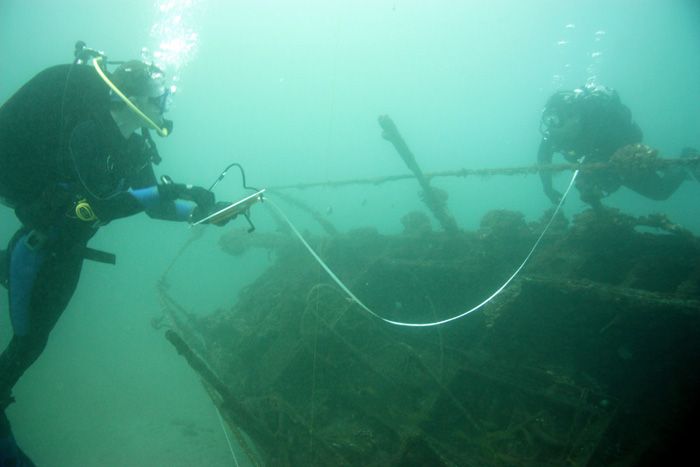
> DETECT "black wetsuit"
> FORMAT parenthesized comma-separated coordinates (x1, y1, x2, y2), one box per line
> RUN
(537, 87, 685, 205)
(0, 63, 205, 464)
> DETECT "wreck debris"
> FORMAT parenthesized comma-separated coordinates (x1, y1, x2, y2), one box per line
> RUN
(165, 330, 269, 466)
(264, 189, 338, 236)
(522, 276, 700, 315)
(400, 211, 433, 236)
(159, 206, 700, 466)
(378, 115, 459, 234)
(610, 143, 663, 173)
(218, 228, 294, 257)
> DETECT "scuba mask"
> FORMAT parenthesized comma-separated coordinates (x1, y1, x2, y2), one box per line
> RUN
(149, 88, 172, 115)
(539, 89, 582, 137)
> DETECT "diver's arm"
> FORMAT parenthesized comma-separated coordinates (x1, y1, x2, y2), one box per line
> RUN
(69, 164, 199, 223)
(117, 162, 228, 223)
(125, 185, 194, 221)
(132, 177, 233, 223)
(537, 139, 562, 204)
(67, 122, 216, 223)
(88, 184, 215, 223)
(126, 165, 199, 221)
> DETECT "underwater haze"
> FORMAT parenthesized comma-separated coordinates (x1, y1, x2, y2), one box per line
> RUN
(1, 0, 699, 465)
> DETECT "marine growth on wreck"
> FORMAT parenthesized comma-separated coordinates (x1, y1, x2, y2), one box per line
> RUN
(158, 122, 700, 466)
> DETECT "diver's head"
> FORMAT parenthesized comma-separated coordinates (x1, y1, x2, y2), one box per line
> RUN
(108, 60, 173, 137)
(540, 89, 583, 141)
(111, 61, 169, 104)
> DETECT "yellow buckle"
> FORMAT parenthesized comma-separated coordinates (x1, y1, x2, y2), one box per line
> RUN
(75, 199, 98, 222)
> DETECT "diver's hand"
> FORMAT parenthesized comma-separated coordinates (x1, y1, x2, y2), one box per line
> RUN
(545, 188, 563, 205)
(187, 186, 216, 211)
(159, 183, 215, 211)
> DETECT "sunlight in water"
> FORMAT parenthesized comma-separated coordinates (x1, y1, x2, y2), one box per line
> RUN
(146, 0, 204, 86)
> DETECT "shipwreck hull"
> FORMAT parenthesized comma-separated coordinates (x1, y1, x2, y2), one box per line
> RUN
(162, 208, 700, 466)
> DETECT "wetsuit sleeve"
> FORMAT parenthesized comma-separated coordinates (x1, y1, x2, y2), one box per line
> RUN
(127, 164, 202, 221)
(129, 185, 196, 221)
(86, 183, 196, 223)
(68, 122, 196, 222)
(537, 138, 556, 196)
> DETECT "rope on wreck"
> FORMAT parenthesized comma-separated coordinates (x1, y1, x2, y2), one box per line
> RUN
(267, 167, 580, 327)
(267, 156, 698, 190)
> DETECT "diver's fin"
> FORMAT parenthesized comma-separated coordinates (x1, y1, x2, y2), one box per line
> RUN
(1, 411, 36, 467)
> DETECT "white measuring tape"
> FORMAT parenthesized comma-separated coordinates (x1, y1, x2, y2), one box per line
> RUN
(267, 168, 579, 327)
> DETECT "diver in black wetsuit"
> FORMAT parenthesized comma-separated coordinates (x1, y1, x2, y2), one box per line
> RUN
(537, 83, 693, 208)
(0, 47, 230, 465)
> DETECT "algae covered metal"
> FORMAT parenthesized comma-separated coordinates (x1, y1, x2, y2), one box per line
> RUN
(160, 206, 700, 466)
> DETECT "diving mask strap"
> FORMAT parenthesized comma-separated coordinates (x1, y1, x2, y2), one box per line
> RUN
(92, 57, 170, 137)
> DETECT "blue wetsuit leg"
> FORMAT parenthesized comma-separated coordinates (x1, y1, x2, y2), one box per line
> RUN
(0, 228, 85, 397)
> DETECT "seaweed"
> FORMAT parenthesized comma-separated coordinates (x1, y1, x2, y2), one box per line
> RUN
(162, 207, 700, 466)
